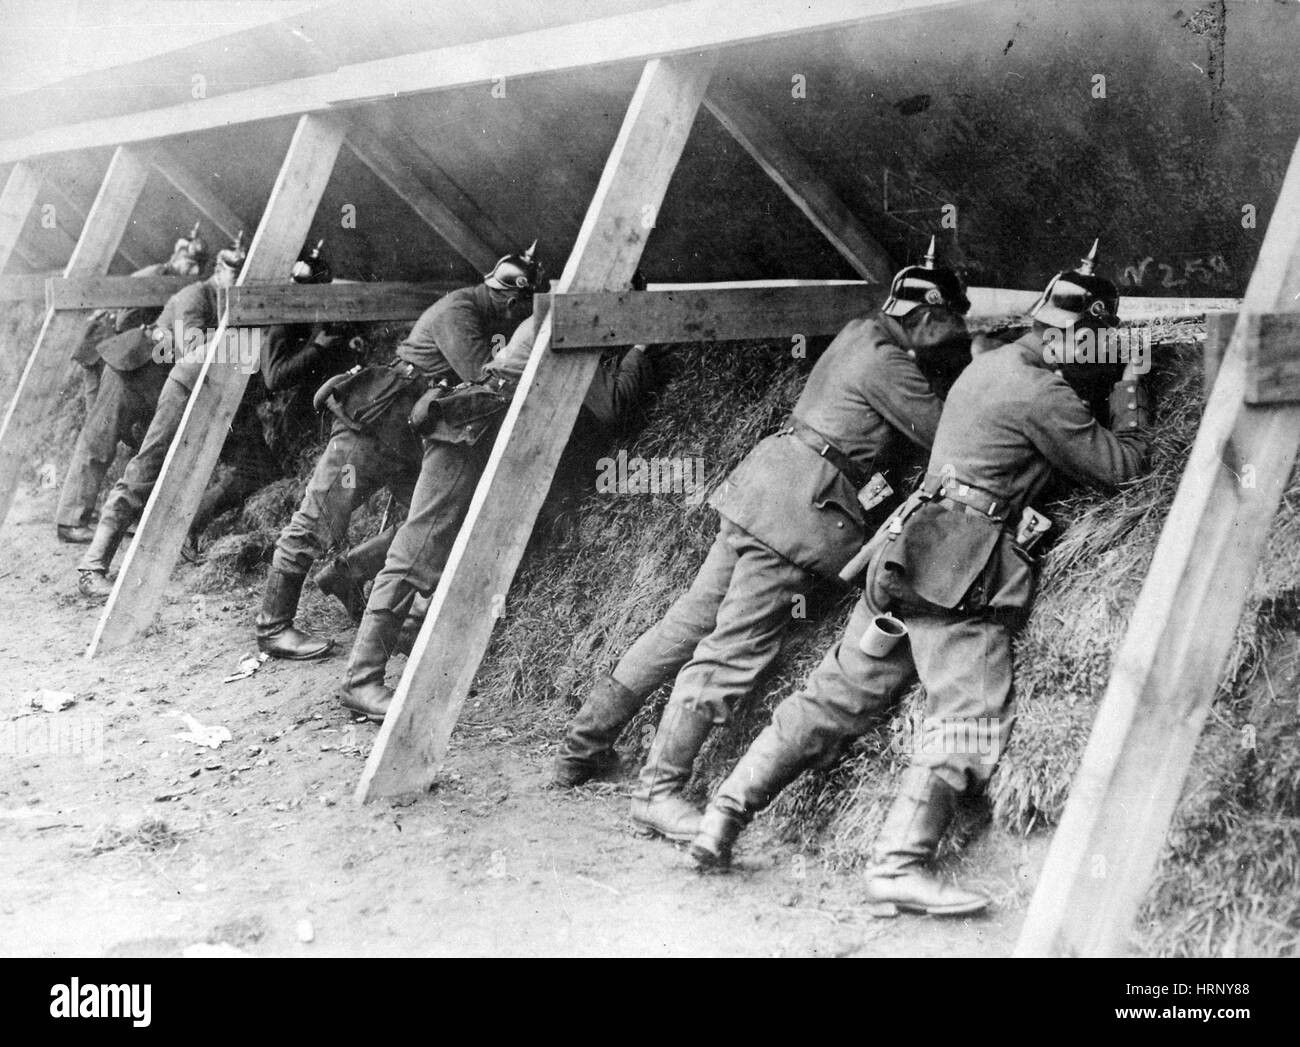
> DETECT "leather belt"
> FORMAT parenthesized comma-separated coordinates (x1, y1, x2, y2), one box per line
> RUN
(781, 416, 871, 491)
(921, 472, 1009, 522)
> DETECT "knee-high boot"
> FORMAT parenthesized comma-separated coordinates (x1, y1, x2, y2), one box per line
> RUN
(689, 723, 810, 870)
(550, 674, 646, 788)
(255, 569, 333, 660)
(76, 518, 126, 600)
(628, 698, 714, 842)
(862, 765, 989, 916)
(316, 527, 395, 622)
(339, 583, 416, 723)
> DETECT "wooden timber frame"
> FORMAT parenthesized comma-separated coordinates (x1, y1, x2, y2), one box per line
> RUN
(0, 0, 1288, 956)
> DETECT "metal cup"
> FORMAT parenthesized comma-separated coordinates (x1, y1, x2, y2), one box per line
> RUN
(859, 613, 907, 658)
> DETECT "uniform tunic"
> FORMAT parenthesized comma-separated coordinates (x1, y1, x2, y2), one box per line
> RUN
(613, 312, 947, 727)
(712, 328, 1150, 818)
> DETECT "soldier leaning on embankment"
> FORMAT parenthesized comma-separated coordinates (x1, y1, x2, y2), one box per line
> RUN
(551, 238, 977, 847)
(310, 284, 664, 633)
(688, 243, 1152, 919)
(252, 243, 541, 685)
(73, 238, 355, 597)
(55, 224, 209, 544)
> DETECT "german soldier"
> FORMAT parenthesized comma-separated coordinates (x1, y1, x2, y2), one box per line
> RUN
(256, 243, 540, 664)
(55, 224, 209, 542)
(551, 240, 976, 848)
(688, 243, 1151, 918)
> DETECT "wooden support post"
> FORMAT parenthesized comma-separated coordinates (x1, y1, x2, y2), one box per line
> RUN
(0, 163, 43, 272)
(345, 115, 505, 273)
(0, 146, 153, 529)
(88, 114, 346, 655)
(38, 178, 147, 271)
(1203, 310, 1237, 397)
(150, 147, 251, 244)
(1015, 131, 1300, 957)
(704, 82, 893, 281)
(357, 54, 718, 801)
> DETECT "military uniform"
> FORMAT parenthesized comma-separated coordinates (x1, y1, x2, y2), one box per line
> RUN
(257, 283, 526, 662)
(313, 324, 656, 622)
(56, 263, 184, 534)
(692, 327, 1150, 910)
(554, 312, 954, 839)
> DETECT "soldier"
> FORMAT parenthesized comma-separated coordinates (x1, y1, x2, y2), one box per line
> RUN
(551, 240, 976, 848)
(688, 243, 1151, 918)
(312, 295, 661, 624)
(255, 243, 541, 664)
(55, 224, 209, 542)
(76, 232, 246, 597)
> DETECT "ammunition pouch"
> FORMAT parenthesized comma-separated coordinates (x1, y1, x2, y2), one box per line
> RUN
(411, 379, 512, 445)
(95, 325, 159, 373)
(313, 363, 427, 434)
(868, 475, 1036, 621)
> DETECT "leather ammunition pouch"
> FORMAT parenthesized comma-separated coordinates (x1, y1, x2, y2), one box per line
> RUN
(313, 363, 426, 434)
(411, 378, 512, 445)
(95, 325, 158, 373)
(868, 475, 1036, 621)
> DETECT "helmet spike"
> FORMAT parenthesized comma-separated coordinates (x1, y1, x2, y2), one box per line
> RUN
(189, 221, 201, 240)
(1078, 238, 1099, 276)
(312, 238, 325, 256)
(923, 235, 937, 268)
(521, 239, 538, 262)
(233, 229, 245, 253)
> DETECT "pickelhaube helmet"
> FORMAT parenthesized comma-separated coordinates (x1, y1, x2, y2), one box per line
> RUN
(215, 230, 247, 273)
(881, 236, 971, 318)
(291, 239, 331, 284)
(1028, 240, 1119, 327)
(173, 221, 208, 264)
(484, 240, 541, 294)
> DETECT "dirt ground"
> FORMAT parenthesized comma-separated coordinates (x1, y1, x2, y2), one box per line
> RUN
(0, 486, 1044, 958)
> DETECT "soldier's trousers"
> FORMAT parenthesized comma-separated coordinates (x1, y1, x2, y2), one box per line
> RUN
(272, 416, 421, 578)
(79, 360, 104, 416)
(365, 433, 495, 611)
(56, 362, 168, 528)
(612, 518, 815, 724)
(97, 376, 279, 536)
(716, 585, 1016, 817)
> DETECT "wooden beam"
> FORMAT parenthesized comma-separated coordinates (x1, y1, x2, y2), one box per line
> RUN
(1015, 130, 1300, 957)
(46, 274, 196, 311)
(704, 83, 893, 281)
(1243, 312, 1300, 404)
(344, 117, 501, 273)
(357, 53, 718, 801)
(224, 281, 459, 325)
(37, 176, 147, 272)
(544, 285, 1241, 349)
(149, 147, 251, 245)
(88, 114, 346, 656)
(0, 275, 49, 301)
(0, 0, 990, 164)
(0, 163, 42, 272)
(0, 146, 154, 530)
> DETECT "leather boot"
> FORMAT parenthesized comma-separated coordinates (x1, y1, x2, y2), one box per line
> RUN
(256, 570, 333, 660)
(76, 519, 124, 600)
(689, 722, 810, 870)
(316, 528, 394, 622)
(339, 584, 415, 724)
(863, 765, 989, 916)
(629, 699, 713, 841)
(550, 674, 645, 788)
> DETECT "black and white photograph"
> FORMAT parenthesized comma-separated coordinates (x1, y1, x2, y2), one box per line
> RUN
(0, 0, 1294, 988)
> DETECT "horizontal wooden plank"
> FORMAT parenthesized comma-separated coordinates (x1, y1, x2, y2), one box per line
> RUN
(222, 281, 460, 325)
(1244, 312, 1300, 403)
(47, 274, 196, 310)
(0, 274, 50, 301)
(546, 285, 1243, 349)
